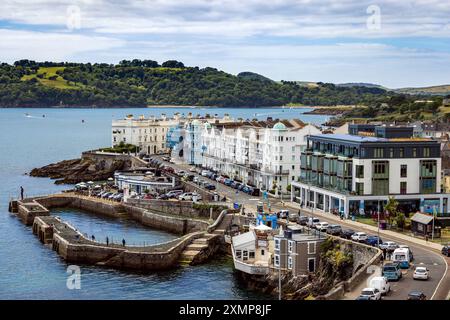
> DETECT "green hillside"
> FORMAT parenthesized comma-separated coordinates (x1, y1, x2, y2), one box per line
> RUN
(0, 59, 441, 109)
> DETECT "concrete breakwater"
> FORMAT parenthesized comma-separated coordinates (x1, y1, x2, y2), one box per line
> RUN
(33, 215, 205, 270)
(10, 193, 228, 271)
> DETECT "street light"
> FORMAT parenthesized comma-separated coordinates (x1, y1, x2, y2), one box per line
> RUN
(432, 204, 437, 240)
(377, 200, 381, 248)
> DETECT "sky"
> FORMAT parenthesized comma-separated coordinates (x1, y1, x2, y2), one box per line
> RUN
(1, 0, 450, 88)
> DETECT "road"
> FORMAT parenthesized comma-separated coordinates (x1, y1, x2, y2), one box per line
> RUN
(149, 155, 450, 300)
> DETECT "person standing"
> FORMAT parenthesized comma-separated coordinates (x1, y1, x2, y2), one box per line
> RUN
(122, 238, 126, 246)
(106, 236, 109, 246)
(20, 186, 24, 200)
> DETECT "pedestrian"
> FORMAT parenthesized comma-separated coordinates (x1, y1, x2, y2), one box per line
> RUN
(20, 186, 24, 200)
(91, 235, 95, 241)
(122, 238, 126, 246)
(425, 234, 429, 243)
(106, 236, 109, 246)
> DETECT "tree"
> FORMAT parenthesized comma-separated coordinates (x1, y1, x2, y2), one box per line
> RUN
(162, 60, 185, 68)
(384, 196, 399, 227)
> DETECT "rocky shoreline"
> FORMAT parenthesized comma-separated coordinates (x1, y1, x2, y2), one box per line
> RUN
(29, 157, 131, 184)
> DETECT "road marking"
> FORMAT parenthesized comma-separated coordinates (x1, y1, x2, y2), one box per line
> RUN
(431, 254, 448, 300)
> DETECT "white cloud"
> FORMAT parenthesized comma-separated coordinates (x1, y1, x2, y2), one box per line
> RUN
(0, 29, 125, 62)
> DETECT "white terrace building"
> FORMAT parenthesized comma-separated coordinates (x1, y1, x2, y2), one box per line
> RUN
(200, 119, 321, 192)
(112, 114, 180, 155)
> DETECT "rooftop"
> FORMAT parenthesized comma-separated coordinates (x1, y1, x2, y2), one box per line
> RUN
(312, 134, 435, 143)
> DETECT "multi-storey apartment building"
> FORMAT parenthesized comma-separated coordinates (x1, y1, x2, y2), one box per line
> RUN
(112, 114, 180, 155)
(200, 119, 321, 192)
(291, 125, 448, 217)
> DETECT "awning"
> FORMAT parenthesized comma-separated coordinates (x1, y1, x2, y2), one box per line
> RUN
(411, 212, 434, 225)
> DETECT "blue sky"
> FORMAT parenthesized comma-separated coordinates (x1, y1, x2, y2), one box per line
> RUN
(1, 0, 450, 88)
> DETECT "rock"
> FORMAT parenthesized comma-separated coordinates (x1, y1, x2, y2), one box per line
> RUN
(30, 157, 132, 184)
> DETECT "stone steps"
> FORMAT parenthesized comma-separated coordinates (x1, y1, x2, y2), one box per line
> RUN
(179, 233, 217, 265)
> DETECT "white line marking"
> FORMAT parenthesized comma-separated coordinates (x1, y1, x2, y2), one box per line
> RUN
(431, 254, 448, 300)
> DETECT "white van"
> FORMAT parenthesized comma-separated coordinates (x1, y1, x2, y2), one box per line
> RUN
(369, 276, 390, 295)
(392, 248, 410, 268)
(307, 217, 320, 228)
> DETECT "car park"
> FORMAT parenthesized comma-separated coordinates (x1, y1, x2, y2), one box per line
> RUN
(442, 244, 450, 257)
(326, 224, 342, 236)
(316, 222, 329, 232)
(382, 263, 402, 281)
(413, 267, 429, 280)
(351, 232, 368, 242)
(369, 276, 390, 295)
(407, 291, 426, 300)
(359, 288, 381, 300)
(340, 229, 355, 239)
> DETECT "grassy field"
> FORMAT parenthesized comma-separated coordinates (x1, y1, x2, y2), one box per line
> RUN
(21, 67, 81, 89)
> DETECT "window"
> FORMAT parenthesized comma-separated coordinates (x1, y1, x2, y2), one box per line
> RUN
(292, 165, 295, 170)
(356, 182, 364, 195)
(401, 165, 407, 178)
(288, 240, 293, 253)
(249, 251, 255, 259)
(374, 148, 384, 158)
(236, 250, 242, 259)
(288, 257, 293, 270)
(308, 258, 316, 273)
(423, 147, 430, 157)
(389, 148, 394, 158)
(308, 242, 316, 254)
(355, 165, 364, 178)
(413, 148, 417, 157)
(274, 254, 280, 267)
(261, 249, 265, 256)
(243, 250, 248, 261)
(275, 238, 280, 250)
(292, 146, 295, 152)
(399, 148, 404, 158)
(292, 155, 295, 161)
(400, 181, 407, 194)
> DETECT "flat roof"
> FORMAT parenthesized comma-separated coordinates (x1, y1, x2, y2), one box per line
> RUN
(311, 134, 436, 144)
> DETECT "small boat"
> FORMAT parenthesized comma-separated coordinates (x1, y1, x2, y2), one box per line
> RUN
(81, 119, 85, 123)
(42, 114, 45, 118)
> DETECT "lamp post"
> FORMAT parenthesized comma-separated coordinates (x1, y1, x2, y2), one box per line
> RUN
(377, 200, 381, 248)
(432, 205, 436, 240)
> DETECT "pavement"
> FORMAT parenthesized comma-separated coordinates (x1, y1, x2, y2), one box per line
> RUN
(150, 155, 450, 300)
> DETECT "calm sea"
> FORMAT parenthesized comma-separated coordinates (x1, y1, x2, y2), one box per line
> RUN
(0, 107, 328, 299)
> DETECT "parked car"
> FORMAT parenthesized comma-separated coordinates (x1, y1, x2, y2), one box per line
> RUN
(101, 192, 113, 199)
(216, 176, 225, 183)
(326, 224, 342, 236)
(307, 217, 320, 229)
(340, 229, 355, 239)
(237, 184, 245, 191)
(178, 192, 202, 201)
(316, 222, 329, 232)
(351, 232, 368, 242)
(413, 267, 429, 280)
(165, 189, 184, 198)
(176, 170, 186, 176)
(366, 236, 383, 247)
(379, 241, 398, 251)
(278, 210, 289, 219)
(162, 156, 171, 162)
(382, 263, 402, 281)
(205, 184, 216, 190)
(288, 212, 298, 222)
(442, 244, 450, 257)
(359, 288, 381, 300)
(355, 295, 371, 300)
(407, 291, 426, 300)
(297, 216, 308, 226)
(224, 179, 233, 186)
(201, 170, 210, 177)
(369, 276, 390, 295)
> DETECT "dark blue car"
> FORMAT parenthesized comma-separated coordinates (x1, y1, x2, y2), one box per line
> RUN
(366, 236, 383, 247)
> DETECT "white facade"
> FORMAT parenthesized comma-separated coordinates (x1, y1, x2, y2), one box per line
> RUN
(112, 114, 180, 155)
(201, 121, 321, 191)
